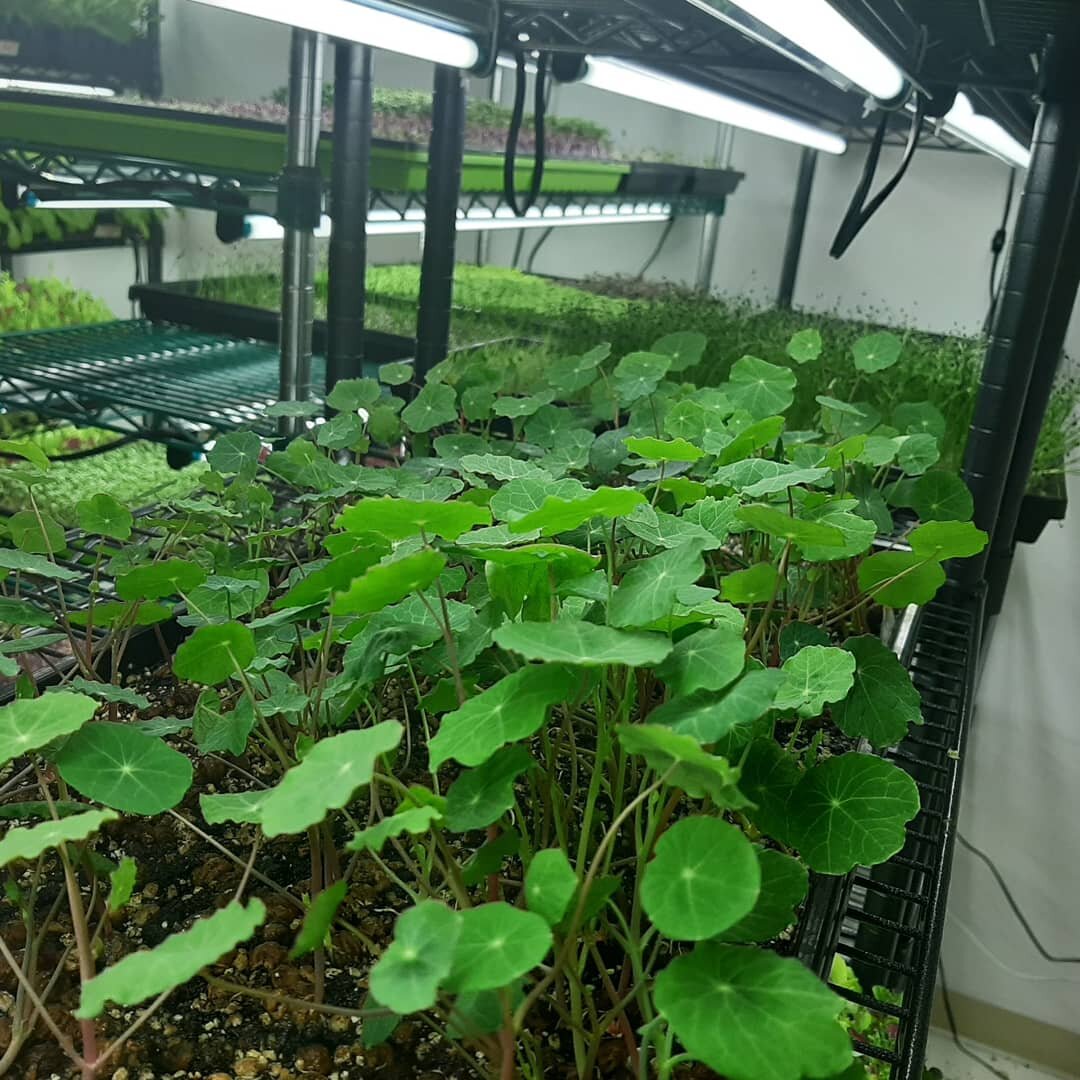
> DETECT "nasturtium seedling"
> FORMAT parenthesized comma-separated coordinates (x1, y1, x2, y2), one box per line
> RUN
(445, 903, 553, 994)
(721, 562, 780, 604)
(337, 497, 491, 541)
(525, 849, 577, 927)
(718, 848, 808, 944)
(853, 330, 902, 373)
(787, 328, 823, 364)
(724, 355, 797, 418)
(401, 382, 457, 432)
(0, 809, 118, 869)
(76, 493, 133, 540)
(857, 550, 946, 607)
(909, 519, 988, 561)
(495, 620, 671, 668)
(445, 745, 535, 831)
(912, 470, 975, 522)
(832, 635, 922, 748)
(652, 330, 707, 372)
(173, 621, 256, 686)
(616, 724, 744, 805)
(370, 900, 462, 1014)
(0, 692, 96, 766)
(653, 626, 745, 697)
(773, 645, 856, 716)
(208, 430, 263, 478)
(117, 559, 207, 602)
(8, 509, 65, 555)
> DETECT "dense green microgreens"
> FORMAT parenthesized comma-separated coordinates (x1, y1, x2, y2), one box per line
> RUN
(3, 0, 153, 42)
(0, 326, 987, 1079)
(0, 274, 114, 333)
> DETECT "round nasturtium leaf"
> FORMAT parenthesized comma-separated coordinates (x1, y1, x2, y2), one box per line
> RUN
(718, 848, 809, 943)
(720, 562, 780, 604)
(654, 626, 745, 698)
(617, 725, 744, 807)
(0, 692, 97, 767)
(738, 737, 802, 844)
(445, 745, 536, 832)
(378, 361, 413, 387)
(331, 550, 448, 618)
(897, 433, 941, 476)
(369, 900, 462, 1014)
(773, 645, 856, 716)
(173, 622, 256, 686)
(787, 328, 823, 364)
(894, 401, 947, 440)
(725, 355, 797, 419)
(736, 505, 845, 549)
(909, 520, 989, 561)
(642, 817, 760, 941)
(0, 809, 118, 869)
(652, 330, 707, 372)
(852, 330, 902, 373)
(401, 382, 457, 433)
(494, 620, 671, 668)
(612, 350, 672, 404)
(336, 497, 491, 542)
(857, 550, 946, 608)
(326, 377, 381, 413)
(207, 430, 263, 477)
(525, 849, 578, 927)
(653, 668, 784, 745)
(117, 559, 207, 602)
(787, 753, 920, 874)
(56, 723, 193, 815)
(76, 493, 133, 540)
(446, 902, 553, 993)
(654, 944, 852, 1080)
(832, 636, 922, 749)
(911, 471, 974, 522)
(8, 510, 66, 556)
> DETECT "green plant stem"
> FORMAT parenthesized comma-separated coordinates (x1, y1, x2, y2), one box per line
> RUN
(746, 539, 791, 658)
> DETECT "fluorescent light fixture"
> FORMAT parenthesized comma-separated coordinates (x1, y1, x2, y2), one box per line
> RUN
(712, 0, 904, 101)
(25, 196, 172, 210)
(942, 93, 1032, 170)
(0, 78, 115, 97)
(243, 204, 673, 240)
(185, 0, 479, 69)
(580, 57, 846, 155)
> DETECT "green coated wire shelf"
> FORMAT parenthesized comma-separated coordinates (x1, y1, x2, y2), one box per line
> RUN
(0, 320, 331, 446)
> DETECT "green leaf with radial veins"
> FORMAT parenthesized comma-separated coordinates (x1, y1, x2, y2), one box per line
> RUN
(524, 404, 580, 447)
(548, 343, 611, 394)
(857, 550, 945, 608)
(347, 805, 442, 854)
(609, 541, 706, 628)
(616, 724, 745, 806)
(624, 436, 704, 463)
(725, 356, 797, 418)
(290, 880, 348, 960)
(717, 415, 785, 466)
(0, 692, 96, 767)
(832, 636, 921, 748)
(401, 381, 457, 432)
(256, 722, 402, 837)
(773, 645, 856, 715)
(652, 330, 707, 372)
(60, 678, 149, 709)
(0, 809, 118, 868)
(378, 361, 412, 386)
(56, 723, 193, 814)
(492, 393, 555, 419)
(192, 688, 255, 756)
(714, 459, 831, 498)
(654, 626, 745, 698)
(739, 738, 801, 844)
(653, 668, 784, 744)
(316, 411, 367, 451)
(664, 398, 731, 445)
(0, 596, 54, 628)
(778, 622, 829, 663)
(336, 497, 491, 541)
(207, 430, 262, 477)
(853, 330, 903, 372)
(428, 663, 580, 769)
(446, 902, 553, 993)
(490, 476, 587, 522)
(525, 849, 578, 927)
(495, 621, 672, 668)
(859, 434, 902, 467)
(173, 622, 256, 686)
(331, 550, 447, 617)
(445, 745, 536, 831)
(613, 350, 671, 404)
(623, 504, 721, 551)
(370, 900, 462, 1014)
(787, 753, 920, 874)
(720, 562, 780, 604)
(0, 548, 80, 582)
(76, 493, 133, 540)
(326, 377, 381, 412)
(199, 790, 269, 826)
(787, 328, 823, 364)
(273, 546, 389, 610)
(471, 543, 599, 581)
(77, 899, 265, 1018)
(912, 471, 974, 522)
(897, 433, 941, 475)
(718, 848, 808, 943)
(642, 817, 760, 940)
(655, 944, 851, 1080)
(9, 509, 65, 555)
(736, 505, 845, 549)
(894, 401, 947, 440)
(683, 495, 742, 542)
(798, 501, 877, 562)
(459, 454, 552, 482)
(117, 559, 207, 602)
(909, 520, 988, 561)
(824, 434, 867, 470)
(509, 486, 646, 536)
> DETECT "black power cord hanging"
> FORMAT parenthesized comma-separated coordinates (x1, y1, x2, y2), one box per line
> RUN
(984, 169, 1017, 334)
(503, 50, 548, 218)
(524, 226, 554, 273)
(830, 95, 927, 258)
(636, 218, 676, 280)
(938, 960, 1012, 1080)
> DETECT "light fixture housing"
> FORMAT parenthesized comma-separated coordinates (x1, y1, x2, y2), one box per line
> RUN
(942, 93, 1032, 170)
(0, 78, 116, 97)
(580, 57, 847, 155)
(184, 0, 480, 69)
(688, 0, 905, 102)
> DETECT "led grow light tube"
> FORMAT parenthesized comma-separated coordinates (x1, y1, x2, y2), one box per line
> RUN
(579, 58, 847, 155)
(0, 78, 115, 97)
(25, 196, 173, 210)
(701, 0, 905, 102)
(941, 93, 1032, 170)
(184, 0, 479, 69)
(243, 204, 673, 240)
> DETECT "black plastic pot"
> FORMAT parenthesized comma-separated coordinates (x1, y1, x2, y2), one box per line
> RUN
(129, 280, 416, 366)
(1015, 471, 1067, 544)
(0, 15, 160, 96)
(619, 162, 695, 196)
(687, 166, 745, 199)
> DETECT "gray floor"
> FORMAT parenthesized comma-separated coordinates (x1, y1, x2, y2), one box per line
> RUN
(925, 1029, 1077, 1080)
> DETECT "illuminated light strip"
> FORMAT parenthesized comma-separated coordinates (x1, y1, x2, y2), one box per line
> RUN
(0, 78, 116, 97)
(25, 196, 173, 210)
(580, 57, 847, 155)
(184, 0, 479, 69)
(941, 93, 1032, 170)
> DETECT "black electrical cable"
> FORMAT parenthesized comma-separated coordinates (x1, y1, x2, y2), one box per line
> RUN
(524, 226, 554, 274)
(984, 169, 1017, 334)
(503, 51, 548, 218)
(938, 960, 1012, 1080)
(957, 832, 1080, 963)
(831, 96, 927, 259)
(636, 218, 676, 280)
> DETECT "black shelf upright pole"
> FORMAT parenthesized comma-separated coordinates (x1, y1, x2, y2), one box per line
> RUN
(956, 52, 1080, 598)
(415, 64, 466, 384)
(278, 27, 325, 435)
(778, 147, 818, 309)
(326, 42, 373, 398)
